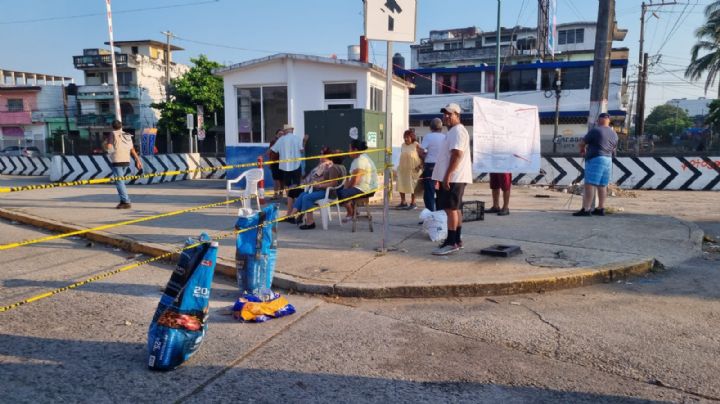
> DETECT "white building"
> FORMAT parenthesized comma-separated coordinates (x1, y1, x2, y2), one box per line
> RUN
(73, 40, 189, 151)
(214, 53, 411, 178)
(666, 97, 714, 120)
(402, 21, 629, 154)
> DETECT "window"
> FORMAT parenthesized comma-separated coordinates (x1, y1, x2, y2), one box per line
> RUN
(237, 86, 287, 143)
(328, 104, 354, 110)
(370, 86, 384, 111)
(485, 36, 496, 44)
(500, 69, 537, 92)
(324, 82, 356, 100)
(443, 42, 461, 50)
(485, 71, 496, 94)
(456, 72, 482, 92)
(99, 102, 110, 113)
(116, 71, 133, 86)
(7, 99, 24, 112)
(437, 74, 458, 94)
(558, 28, 585, 45)
(131, 46, 138, 55)
(408, 72, 432, 95)
(541, 67, 590, 90)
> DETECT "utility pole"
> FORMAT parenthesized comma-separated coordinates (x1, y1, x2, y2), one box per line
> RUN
(588, 0, 614, 130)
(635, 1, 676, 155)
(62, 85, 71, 155)
(162, 30, 174, 153)
(105, 0, 121, 124)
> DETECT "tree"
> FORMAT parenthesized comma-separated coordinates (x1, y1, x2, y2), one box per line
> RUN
(645, 104, 693, 142)
(152, 55, 224, 151)
(705, 99, 720, 134)
(686, 2, 720, 97)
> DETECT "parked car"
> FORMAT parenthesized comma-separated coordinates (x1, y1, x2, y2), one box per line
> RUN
(0, 146, 43, 157)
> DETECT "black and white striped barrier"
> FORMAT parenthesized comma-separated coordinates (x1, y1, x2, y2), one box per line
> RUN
(0, 156, 51, 176)
(49, 154, 227, 184)
(476, 156, 720, 191)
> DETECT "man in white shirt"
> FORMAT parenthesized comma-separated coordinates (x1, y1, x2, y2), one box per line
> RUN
(271, 123, 303, 213)
(419, 117, 445, 212)
(431, 103, 472, 255)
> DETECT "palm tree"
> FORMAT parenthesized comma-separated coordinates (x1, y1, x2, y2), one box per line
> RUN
(686, 2, 720, 97)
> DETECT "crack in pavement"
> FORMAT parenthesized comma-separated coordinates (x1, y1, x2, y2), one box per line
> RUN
(327, 300, 720, 402)
(174, 302, 323, 403)
(519, 303, 562, 361)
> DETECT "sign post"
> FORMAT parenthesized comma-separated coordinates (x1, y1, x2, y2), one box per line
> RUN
(365, 0, 416, 253)
(186, 113, 194, 153)
(197, 105, 205, 147)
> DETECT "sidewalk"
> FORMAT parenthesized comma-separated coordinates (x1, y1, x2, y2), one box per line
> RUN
(0, 176, 705, 297)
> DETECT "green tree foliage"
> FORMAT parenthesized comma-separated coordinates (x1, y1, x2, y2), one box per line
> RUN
(645, 104, 693, 142)
(686, 2, 720, 97)
(705, 99, 720, 133)
(152, 55, 224, 149)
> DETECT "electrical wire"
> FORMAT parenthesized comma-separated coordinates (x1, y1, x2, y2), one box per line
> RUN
(0, 0, 220, 25)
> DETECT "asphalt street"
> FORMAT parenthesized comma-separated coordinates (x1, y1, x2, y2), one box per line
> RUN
(1, 190, 719, 402)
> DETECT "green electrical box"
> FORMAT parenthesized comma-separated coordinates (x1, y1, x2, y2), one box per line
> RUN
(304, 109, 386, 172)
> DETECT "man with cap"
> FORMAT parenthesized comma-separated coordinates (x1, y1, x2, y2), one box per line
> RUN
(431, 103, 473, 255)
(573, 112, 618, 217)
(272, 123, 303, 215)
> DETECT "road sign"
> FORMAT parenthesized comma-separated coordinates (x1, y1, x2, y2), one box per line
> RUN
(186, 113, 194, 130)
(197, 129, 206, 141)
(365, 0, 416, 43)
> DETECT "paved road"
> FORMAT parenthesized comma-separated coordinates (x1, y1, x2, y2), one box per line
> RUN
(2, 210, 719, 402)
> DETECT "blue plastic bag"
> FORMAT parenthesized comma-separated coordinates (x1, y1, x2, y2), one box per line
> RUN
(147, 233, 217, 371)
(235, 205, 278, 298)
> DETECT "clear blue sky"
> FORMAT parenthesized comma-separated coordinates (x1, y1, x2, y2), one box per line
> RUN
(0, 0, 714, 111)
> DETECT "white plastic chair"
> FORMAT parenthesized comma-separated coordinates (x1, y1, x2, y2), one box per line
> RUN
(314, 183, 345, 230)
(226, 168, 263, 213)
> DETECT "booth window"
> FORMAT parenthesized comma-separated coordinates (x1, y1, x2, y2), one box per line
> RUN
(237, 86, 287, 143)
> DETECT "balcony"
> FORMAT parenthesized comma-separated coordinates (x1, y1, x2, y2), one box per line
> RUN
(417, 45, 514, 66)
(78, 113, 140, 129)
(0, 111, 32, 125)
(77, 85, 140, 100)
(73, 53, 129, 69)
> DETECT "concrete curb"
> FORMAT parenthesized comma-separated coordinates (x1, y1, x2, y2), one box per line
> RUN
(0, 208, 667, 298)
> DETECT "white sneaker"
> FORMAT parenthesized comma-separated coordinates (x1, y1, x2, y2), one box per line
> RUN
(432, 243, 460, 255)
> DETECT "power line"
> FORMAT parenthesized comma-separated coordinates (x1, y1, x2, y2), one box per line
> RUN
(0, 0, 220, 25)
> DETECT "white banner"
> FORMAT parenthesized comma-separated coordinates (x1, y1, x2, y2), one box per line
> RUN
(472, 97, 541, 174)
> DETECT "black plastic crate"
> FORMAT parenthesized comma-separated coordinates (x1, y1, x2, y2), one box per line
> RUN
(461, 200, 484, 222)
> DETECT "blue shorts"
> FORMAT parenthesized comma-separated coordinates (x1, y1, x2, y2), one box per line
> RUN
(584, 156, 612, 186)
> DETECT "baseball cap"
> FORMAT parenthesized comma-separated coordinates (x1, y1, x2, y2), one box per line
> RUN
(441, 103, 462, 115)
(598, 113, 610, 119)
(283, 123, 294, 130)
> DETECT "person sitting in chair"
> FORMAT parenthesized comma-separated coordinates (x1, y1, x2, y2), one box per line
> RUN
(337, 139, 378, 221)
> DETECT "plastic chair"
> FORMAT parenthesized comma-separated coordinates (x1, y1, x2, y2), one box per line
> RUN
(226, 168, 263, 213)
(314, 183, 345, 230)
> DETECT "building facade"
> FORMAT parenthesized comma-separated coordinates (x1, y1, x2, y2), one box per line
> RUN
(0, 69, 75, 153)
(400, 22, 629, 154)
(72, 40, 189, 152)
(215, 53, 411, 180)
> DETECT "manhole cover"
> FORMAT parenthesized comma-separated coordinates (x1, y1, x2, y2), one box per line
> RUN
(526, 256, 579, 268)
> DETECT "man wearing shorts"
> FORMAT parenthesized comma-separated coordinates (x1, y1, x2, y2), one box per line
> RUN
(486, 173, 512, 216)
(573, 112, 618, 217)
(271, 123, 303, 213)
(431, 103, 473, 255)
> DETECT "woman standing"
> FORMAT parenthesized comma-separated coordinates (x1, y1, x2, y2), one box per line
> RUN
(396, 129, 422, 209)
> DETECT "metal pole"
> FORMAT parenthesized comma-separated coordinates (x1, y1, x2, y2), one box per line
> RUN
(105, 0, 122, 123)
(62, 85, 70, 155)
(188, 128, 193, 153)
(381, 41, 393, 253)
(552, 69, 562, 153)
(495, 0, 501, 100)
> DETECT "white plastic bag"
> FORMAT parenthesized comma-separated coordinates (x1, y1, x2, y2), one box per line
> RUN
(419, 208, 447, 242)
